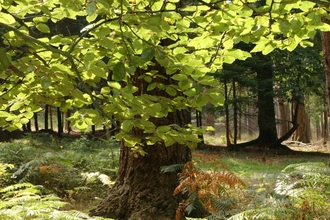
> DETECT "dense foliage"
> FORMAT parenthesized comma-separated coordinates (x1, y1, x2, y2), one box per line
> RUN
(1, 0, 330, 151)
(0, 135, 119, 215)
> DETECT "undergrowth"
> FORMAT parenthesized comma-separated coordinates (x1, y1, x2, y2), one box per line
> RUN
(163, 158, 246, 220)
(228, 162, 330, 220)
(0, 182, 110, 220)
(0, 134, 119, 218)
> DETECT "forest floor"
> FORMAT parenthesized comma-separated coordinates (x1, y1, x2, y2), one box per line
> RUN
(1, 131, 330, 219)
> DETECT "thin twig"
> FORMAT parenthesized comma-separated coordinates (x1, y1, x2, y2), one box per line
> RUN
(206, 31, 227, 68)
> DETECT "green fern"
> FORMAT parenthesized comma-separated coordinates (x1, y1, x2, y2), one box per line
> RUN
(0, 183, 112, 220)
(0, 163, 14, 187)
(231, 162, 330, 220)
(160, 163, 185, 173)
(227, 207, 296, 220)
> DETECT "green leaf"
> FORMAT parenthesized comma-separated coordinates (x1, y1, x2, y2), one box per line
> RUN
(164, 135, 175, 147)
(141, 47, 155, 61)
(113, 62, 126, 82)
(108, 82, 121, 90)
(86, 1, 97, 16)
(172, 74, 187, 81)
(100, 87, 111, 95)
(165, 86, 177, 96)
(178, 79, 191, 90)
(0, 111, 10, 117)
(147, 83, 157, 91)
(0, 47, 10, 73)
(76, 121, 89, 131)
(198, 76, 218, 86)
(223, 39, 234, 49)
(10, 102, 24, 111)
(157, 125, 171, 133)
(121, 120, 134, 132)
(173, 47, 187, 55)
(208, 93, 224, 106)
(36, 23, 50, 33)
(0, 12, 15, 24)
(99, 38, 114, 49)
(91, 66, 107, 78)
(263, 45, 274, 55)
(195, 94, 208, 107)
(41, 76, 51, 89)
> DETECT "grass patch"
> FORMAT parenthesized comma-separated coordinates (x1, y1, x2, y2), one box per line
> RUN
(191, 150, 330, 219)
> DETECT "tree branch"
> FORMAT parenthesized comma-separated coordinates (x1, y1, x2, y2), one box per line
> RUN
(0, 22, 109, 120)
(307, 0, 330, 6)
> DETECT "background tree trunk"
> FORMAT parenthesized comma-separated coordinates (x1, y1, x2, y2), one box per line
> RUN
(322, 19, 330, 135)
(255, 56, 278, 147)
(323, 109, 328, 145)
(292, 98, 311, 143)
(276, 95, 290, 137)
(57, 107, 63, 137)
(64, 111, 71, 134)
(34, 113, 39, 131)
(233, 79, 238, 145)
(224, 80, 232, 146)
(44, 105, 49, 130)
(196, 110, 204, 145)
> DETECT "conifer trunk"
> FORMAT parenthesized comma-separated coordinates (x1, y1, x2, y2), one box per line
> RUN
(255, 59, 278, 147)
(292, 98, 310, 143)
(322, 19, 330, 147)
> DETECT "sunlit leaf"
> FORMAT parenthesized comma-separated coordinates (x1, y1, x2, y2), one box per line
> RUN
(0, 12, 15, 24)
(36, 23, 50, 33)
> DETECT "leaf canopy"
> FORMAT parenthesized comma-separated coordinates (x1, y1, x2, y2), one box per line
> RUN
(0, 0, 329, 148)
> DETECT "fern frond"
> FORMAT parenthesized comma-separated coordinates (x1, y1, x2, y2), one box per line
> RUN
(160, 163, 185, 173)
(227, 207, 296, 220)
(175, 161, 245, 217)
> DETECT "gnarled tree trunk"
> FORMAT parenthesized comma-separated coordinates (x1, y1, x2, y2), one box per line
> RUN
(90, 133, 191, 219)
(89, 48, 191, 219)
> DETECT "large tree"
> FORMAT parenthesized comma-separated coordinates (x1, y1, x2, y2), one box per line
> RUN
(1, 0, 329, 219)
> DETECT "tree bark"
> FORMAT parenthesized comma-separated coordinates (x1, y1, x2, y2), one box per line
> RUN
(196, 110, 204, 144)
(255, 56, 279, 147)
(34, 113, 39, 131)
(44, 104, 49, 130)
(57, 107, 63, 137)
(233, 79, 238, 145)
(89, 53, 192, 219)
(224, 80, 232, 146)
(64, 111, 71, 134)
(276, 95, 290, 137)
(323, 109, 328, 145)
(322, 23, 330, 146)
(292, 97, 311, 143)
